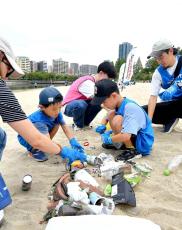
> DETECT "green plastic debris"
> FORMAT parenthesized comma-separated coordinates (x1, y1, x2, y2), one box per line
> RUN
(124, 174, 142, 187)
(104, 184, 112, 196)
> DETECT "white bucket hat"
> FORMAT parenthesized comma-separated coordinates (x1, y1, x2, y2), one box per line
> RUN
(0, 37, 24, 77)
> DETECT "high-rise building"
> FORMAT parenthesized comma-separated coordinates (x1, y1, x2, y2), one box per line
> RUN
(37, 61, 48, 72)
(52, 58, 69, 74)
(30, 61, 38, 72)
(48, 65, 53, 73)
(70, 63, 79, 76)
(119, 42, 133, 60)
(16, 56, 31, 73)
(80, 64, 97, 76)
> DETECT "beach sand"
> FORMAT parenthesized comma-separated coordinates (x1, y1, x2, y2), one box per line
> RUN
(0, 83, 182, 230)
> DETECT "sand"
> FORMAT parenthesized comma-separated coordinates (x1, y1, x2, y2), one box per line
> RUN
(0, 83, 182, 230)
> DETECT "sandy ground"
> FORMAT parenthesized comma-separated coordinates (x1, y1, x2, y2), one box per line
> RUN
(0, 83, 182, 230)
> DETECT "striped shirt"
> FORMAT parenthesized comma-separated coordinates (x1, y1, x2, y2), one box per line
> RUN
(0, 80, 27, 123)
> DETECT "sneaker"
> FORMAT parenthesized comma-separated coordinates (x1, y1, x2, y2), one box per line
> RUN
(29, 150, 48, 162)
(102, 143, 126, 150)
(72, 124, 82, 131)
(115, 149, 142, 162)
(163, 118, 179, 133)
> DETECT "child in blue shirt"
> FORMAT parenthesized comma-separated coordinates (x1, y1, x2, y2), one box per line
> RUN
(18, 86, 85, 162)
(92, 79, 154, 161)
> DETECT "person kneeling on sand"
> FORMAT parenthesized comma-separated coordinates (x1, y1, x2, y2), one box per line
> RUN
(62, 61, 117, 131)
(18, 86, 85, 162)
(92, 79, 154, 161)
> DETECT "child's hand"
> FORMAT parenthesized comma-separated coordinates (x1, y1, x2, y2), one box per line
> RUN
(95, 124, 106, 134)
(60, 146, 87, 165)
(69, 138, 84, 152)
(101, 132, 113, 145)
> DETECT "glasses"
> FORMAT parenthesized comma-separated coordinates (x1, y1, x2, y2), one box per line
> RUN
(1, 56, 14, 77)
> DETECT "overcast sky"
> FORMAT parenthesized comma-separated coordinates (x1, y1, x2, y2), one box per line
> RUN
(1, 0, 181, 66)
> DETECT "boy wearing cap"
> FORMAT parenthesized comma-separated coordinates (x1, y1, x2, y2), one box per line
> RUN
(62, 61, 117, 131)
(143, 39, 182, 133)
(18, 86, 85, 162)
(92, 79, 154, 160)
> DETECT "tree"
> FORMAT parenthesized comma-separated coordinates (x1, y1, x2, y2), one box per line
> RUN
(133, 57, 143, 75)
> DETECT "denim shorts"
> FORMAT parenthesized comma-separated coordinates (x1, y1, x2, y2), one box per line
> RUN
(18, 122, 48, 151)
(0, 128, 7, 161)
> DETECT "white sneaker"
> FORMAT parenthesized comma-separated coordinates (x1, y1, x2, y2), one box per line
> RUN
(0, 210, 4, 226)
(72, 124, 82, 131)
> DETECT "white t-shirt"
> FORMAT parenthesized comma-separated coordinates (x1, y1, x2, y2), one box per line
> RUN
(151, 57, 178, 96)
(78, 79, 95, 98)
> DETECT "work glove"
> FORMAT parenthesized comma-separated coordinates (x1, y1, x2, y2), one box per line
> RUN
(69, 138, 84, 152)
(60, 146, 87, 165)
(95, 124, 106, 134)
(101, 130, 113, 145)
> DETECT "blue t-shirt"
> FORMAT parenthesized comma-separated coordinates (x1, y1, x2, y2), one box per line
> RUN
(17, 110, 65, 151)
(28, 110, 65, 132)
(121, 103, 147, 135)
(116, 98, 154, 155)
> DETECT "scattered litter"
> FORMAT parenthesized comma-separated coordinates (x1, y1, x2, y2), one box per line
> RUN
(74, 169, 99, 187)
(111, 172, 136, 207)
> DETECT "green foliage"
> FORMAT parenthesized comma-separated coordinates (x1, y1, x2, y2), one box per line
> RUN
(178, 49, 182, 55)
(21, 72, 77, 82)
(133, 58, 158, 82)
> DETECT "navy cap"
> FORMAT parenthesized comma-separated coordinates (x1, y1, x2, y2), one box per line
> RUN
(91, 79, 119, 105)
(39, 86, 63, 105)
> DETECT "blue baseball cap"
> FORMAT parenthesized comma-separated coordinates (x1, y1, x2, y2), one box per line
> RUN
(39, 86, 63, 105)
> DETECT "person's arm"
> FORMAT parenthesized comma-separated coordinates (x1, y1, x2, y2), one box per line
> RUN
(61, 124, 74, 140)
(147, 95, 157, 120)
(9, 119, 61, 154)
(147, 69, 162, 119)
(61, 124, 84, 152)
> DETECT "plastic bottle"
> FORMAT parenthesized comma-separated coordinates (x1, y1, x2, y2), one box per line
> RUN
(99, 161, 131, 181)
(163, 155, 182, 176)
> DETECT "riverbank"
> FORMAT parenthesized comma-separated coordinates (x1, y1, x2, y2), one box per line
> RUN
(0, 83, 182, 230)
(6, 80, 70, 90)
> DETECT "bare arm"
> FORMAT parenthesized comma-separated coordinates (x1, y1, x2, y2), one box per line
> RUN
(148, 95, 157, 120)
(61, 124, 74, 140)
(9, 119, 61, 154)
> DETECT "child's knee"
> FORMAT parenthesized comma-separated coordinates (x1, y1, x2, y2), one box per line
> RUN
(111, 115, 122, 132)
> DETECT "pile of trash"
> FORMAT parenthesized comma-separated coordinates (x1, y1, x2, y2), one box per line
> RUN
(41, 152, 152, 223)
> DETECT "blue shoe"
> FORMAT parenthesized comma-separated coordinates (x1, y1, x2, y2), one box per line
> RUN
(29, 150, 48, 162)
(164, 118, 179, 133)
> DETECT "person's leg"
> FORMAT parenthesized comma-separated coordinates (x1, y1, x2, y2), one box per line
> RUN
(18, 122, 49, 162)
(84, 100, 101, 126)
(109, 114, 122, 134)
(49, 125, 59, 139)
(0, 128, 12, 212)
(142, 99, 182, 124)
(64, 100, 88, 128)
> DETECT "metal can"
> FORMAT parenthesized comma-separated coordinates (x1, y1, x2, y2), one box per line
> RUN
(22, 174, 32, 191)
